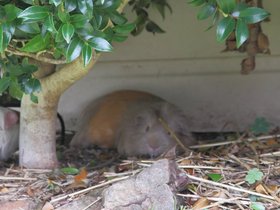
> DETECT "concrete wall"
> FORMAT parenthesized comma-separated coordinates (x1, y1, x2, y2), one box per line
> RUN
(59, 0, 280, 132)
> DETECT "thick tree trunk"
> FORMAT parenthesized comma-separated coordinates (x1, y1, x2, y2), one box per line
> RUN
(19, 92, 59, 169)
(18, 0, 128, 169)
(18, 56, 99, 169)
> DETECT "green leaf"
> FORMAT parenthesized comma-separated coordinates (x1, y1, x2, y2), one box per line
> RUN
(55, 25, 64, 42)
(58, 5, 70, 23)
(101, 0, 122, 9)
(65, 0, 77, 12)
(66, 37, 82, 62)
(75, 23, 94, 40)
(17, 23, 40, 34)
(9, 65, 24, 76)
(153, 3, 165, 19)
(45, 15, 57, 33)
(216, 0, 236, 14)
(49, 0, 62, 7)
(245, 168, 264, 185)
(146, 21, 165, 34)
(78, 0, 94, 15)
(87, 37, 112, 52)
(21, 0, 33, 5)
(216, 17, 235, 42)
(188, 0, 205, 7)
(251, 202, 265, 210)
(109, 11, 127, 25)
(113, 23, 135, 34)
(235, 7, 270, 24)
(62, 23, 75, 44)
(24, 78, 41, 94)
(4, 4, 22, 22)
(70, 14, 89, 29)
(9, 81, 23, 100)
(236, 19, 248, 48)
(18, 6, 49, 21)
(112, 34, 128, 42)
(21, 34, 50, 52)
(0, 25, 3, 52)
(60, 167, 79, 175)
(250, 117, 270, 135)
(0, 77, 10, 93)
(207, 173, 222, 182)
(82, 43, 92, 66)
(197, 4, 216, 20)
(30, 93, 38, 104)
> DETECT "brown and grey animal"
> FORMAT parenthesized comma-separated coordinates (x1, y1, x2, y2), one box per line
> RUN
(70, 90, 195, 157)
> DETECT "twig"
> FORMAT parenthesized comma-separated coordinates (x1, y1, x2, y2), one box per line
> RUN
(4, 164, 14, 176)
(179, 165, 237, 171)
(190, 134, 280, 149)
(81, 197, 102, 210)
(0, 176, 37, 181)
(50, 176, 130, 204)
(158, 117, 190, 152)
(5, 47, 67, 65)
(201, 197, 246, 210)
(186, 174, 277, 201)
(228, 154, 251, 170)
(103, 169, 142, 177)
(260, 151, 280, 157)
(177, 193, 251, 205)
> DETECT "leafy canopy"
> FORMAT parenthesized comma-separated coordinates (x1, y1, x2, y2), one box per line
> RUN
(0, 0, 271, 103)
(189, 0, 270, 47)
(0, 0, 170, 102)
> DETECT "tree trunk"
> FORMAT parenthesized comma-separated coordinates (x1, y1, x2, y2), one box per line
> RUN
(19, 91, 59, 169)
(17, 0, 128, 169)
(18, 56, 98, 169)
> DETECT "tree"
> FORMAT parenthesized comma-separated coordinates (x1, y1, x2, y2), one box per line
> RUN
(0, 0, 270, 169)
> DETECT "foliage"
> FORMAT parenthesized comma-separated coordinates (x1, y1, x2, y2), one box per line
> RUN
(250, 202, 265, 210)
(250, 117, 270, 135)
(189, 0, 270, 47)
(0, 0, 171, 102)
(60, 167, 79, 175)
(207, 173, 222, 182)
(245, 168, 264, 184)
(0, 0, 271, 102)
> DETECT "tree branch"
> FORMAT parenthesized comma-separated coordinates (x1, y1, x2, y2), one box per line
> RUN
(6, 47, 67, 65)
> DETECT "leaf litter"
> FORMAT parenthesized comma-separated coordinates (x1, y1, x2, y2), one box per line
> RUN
(0, 130, 279, 210)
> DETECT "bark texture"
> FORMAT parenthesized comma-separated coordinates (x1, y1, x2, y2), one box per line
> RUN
(19, 56, 99, 168)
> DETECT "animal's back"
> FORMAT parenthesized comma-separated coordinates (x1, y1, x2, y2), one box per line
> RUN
(70, 90, 161, 148)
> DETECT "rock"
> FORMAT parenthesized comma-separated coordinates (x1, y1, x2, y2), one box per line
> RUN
(0, 199, 39, 210)
(102, 159, 189, 210)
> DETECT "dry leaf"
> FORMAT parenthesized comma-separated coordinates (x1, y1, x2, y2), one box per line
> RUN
(256, 184, 269, 195)
(26, 186, 35, 197)
(0, 187, 9, 193)
(266, 139, 278, 146)
(179, 159, 192, 165)
(256, 184, 279, 196)
(42, 202, 54, 210)
(192, 197, 210, 209)
(74, 167, 88, 184)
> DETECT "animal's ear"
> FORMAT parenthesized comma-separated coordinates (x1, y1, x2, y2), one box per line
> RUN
(4, 110, 19, 129)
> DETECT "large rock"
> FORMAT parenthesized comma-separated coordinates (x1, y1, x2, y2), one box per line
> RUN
(102, 159, 189, 210)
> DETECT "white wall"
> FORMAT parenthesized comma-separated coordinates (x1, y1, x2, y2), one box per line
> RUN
(59, 0, 280, 132)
